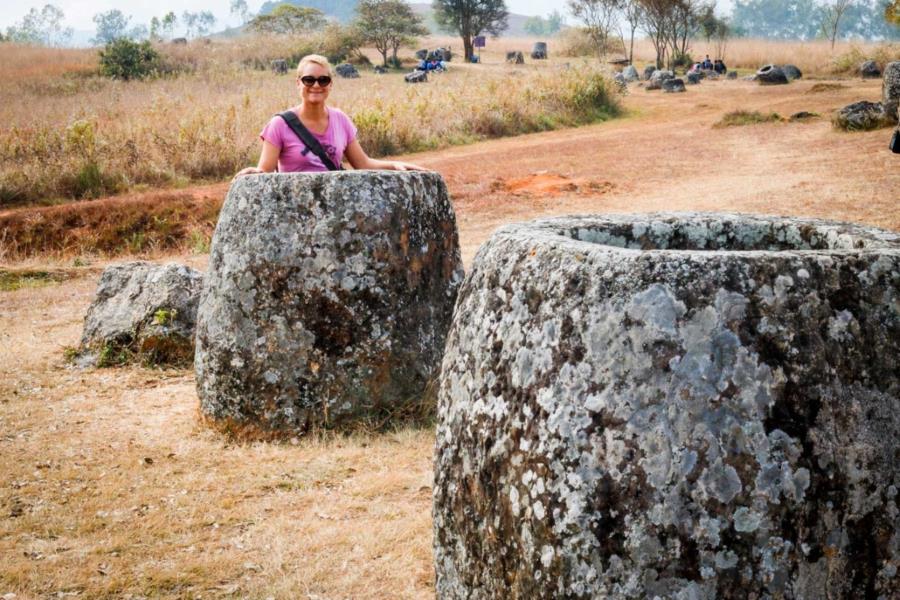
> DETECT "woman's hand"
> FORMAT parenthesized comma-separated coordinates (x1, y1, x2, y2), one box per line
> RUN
(389, 161, 427, 171)
(235, 167, 264, 178)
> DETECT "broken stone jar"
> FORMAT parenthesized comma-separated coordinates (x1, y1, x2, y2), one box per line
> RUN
(434, 213, 900, 599)
(196, 171, 463, 435)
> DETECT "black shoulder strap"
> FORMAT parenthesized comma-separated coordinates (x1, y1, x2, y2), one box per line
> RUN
(278, 111, 341, 171)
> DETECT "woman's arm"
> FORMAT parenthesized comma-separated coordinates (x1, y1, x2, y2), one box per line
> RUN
(344, 139, 427, 171)
(235, 140, 280, 177)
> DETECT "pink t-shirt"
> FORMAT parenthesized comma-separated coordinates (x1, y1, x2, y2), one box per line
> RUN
(259, 107, 358, 172)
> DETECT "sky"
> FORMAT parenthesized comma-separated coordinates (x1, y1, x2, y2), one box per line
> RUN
(0, 0, 571, 32)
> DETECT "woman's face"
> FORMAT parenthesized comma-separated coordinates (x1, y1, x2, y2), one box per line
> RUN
(297, 62, 332, 106)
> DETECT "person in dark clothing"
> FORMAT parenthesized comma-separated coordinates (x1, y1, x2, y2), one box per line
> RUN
(701, 55, 713, 70)
(714, 59, 727, 74)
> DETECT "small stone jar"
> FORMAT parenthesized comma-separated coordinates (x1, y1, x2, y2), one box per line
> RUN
(434, 213, 900, 599)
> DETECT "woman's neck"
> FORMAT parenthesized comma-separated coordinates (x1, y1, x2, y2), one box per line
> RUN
(299, 102, 327, 121)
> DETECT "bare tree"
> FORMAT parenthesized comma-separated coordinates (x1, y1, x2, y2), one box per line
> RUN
(638, 0, 675, 68)
(668, 0, 703, 69)
(820, 0, 854, 49)
(568, 0, 624, 58)
(713, 17, 730, 61)
(620, 0, 643, 64)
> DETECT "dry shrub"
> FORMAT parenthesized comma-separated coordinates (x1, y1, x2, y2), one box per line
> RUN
(830, 44, 900, 75)
(713, 110, 783, 128)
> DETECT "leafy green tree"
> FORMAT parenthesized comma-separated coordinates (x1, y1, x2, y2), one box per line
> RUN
(92, 10, 130, 45)
(248, 4, 326, 35)
(523, 15, 546, 35)
(161, 12, 178, 38)
(355, 0, 428, 66)
(6, 4, 73, 46)
(885, 0, 899, 24)
(433, 0, 509, 61)
(99, 38, 161, 80)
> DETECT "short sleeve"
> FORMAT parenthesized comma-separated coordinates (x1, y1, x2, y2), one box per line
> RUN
(259, 116, 284, 148)
(335, 109, 358, 145)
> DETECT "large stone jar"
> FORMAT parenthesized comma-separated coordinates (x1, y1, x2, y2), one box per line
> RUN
(434, 213, 900, 599)
(196, 171, 463, 434)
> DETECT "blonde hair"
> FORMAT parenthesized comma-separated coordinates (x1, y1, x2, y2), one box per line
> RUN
(296, 54, 333, 77)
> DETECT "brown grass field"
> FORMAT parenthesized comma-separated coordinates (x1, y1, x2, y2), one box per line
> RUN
(1, 33, 900, 599)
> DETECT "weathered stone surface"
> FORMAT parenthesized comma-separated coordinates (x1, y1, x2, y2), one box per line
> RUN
(834, 100, 887, 131)
(687, 72, 701, 85)
(663, 77, 686, 92)
(434, 213, 900, 599)
(860, 60, 881, 79)
(531, 42, 548, 60)
(727, 71, 738, 80)
(756, 64, 789, 85)
(78, 262, 204, 367)
(643, 65, 657, 81)
(196, 171, 463, 434)
(506, 51, 525, 64)
(622, 65, 639, 82)
(781, 64, 802, 81)
(335, 63, 360, 78)
(405, 70, 427, 83)
(884, 62, 900, 125)
(647, 69, 674, 90)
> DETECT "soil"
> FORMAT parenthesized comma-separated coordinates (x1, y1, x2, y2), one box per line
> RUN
(0, 76, 897, 599)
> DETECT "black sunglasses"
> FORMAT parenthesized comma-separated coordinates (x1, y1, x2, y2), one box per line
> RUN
(299, 75, 332, 88)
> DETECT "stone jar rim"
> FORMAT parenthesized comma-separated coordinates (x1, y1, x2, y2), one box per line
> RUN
(492, 212, 900, 258)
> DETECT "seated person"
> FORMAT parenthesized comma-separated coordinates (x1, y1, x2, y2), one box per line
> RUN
(701, 55, 713, 70)
(714, 59, 727, 74)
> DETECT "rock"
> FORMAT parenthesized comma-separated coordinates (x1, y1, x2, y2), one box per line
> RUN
(78, 262, 204, 367)
(506, 51, 525, 65)
(742, 74, 757, 81)
(884, 62, 900, 125)
(700, 68, 719, 80)
(643, 65, 657, 80)
(270, 59, 287, 74)
(171, 37, 187, 45)
(834, 100, 888, 131)
(613, 72, 627, 90)
(196, 171, 464, 435)
(756, 64, 789, 85)
(662, 77, 686, 92)
(373, 65, 386, 74)
(622, 65, 639, 82)
(405, 70, 427, 83)
(860, 60, 881, 79)
(727, 71, 738, 79)
(789, 110, 819, 121)
(415, 49, 428, 60)
(531, 42, 548, 60)
(686, 72, 701, 85)
(646, 69, 674, 90)
(334, 63, 359, 79)
(781, 63, 802, 81)
(433, 213, 900, 599)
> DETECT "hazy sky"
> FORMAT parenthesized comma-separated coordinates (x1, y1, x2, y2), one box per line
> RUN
(0, 0, 570, 31)
(1, 0, 736, 34)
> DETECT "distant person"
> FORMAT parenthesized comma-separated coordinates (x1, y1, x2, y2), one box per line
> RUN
(702, 55, 713, 70)
(236, 55, 424, 176)
(714, 59, 727, 75)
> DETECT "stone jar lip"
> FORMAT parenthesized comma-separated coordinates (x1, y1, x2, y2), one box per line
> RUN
(491, 212, 900, 259)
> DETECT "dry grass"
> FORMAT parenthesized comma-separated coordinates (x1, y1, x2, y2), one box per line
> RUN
(0, 36, 618, 207)
(0, 277, 435, 598)
(713, 109, 783, 128)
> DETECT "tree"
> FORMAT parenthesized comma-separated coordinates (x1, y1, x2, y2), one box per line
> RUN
(731, 0, 820, 40)
(355, 0, 428, 66)
(182, 10, 216, 38)
(162, 12, 178, 39)
(433, 0, 509, 61)
(99, 38, 160, 80)
(819, 0, 854, 48)
(523, 11, 565, 35)
(6, 4, 73, 46)
(248, 4, 326, 35)
(92, 10, 130, 45)
(568, 0, 623, 58)
(637, 0, 674, 67)
(620, 0, 643, 64)
(231, 0, 252, 25)
(712, 16, 730, 60)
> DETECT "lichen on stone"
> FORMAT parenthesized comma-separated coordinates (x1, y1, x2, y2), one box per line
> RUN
(433, 212, 900, 599)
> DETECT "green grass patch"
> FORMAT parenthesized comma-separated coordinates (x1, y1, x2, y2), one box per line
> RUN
(0, 269, 67, 291)
(713, 110, 783, 128)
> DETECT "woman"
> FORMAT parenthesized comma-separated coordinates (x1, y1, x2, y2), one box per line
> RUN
(236, 55, 424, 176)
